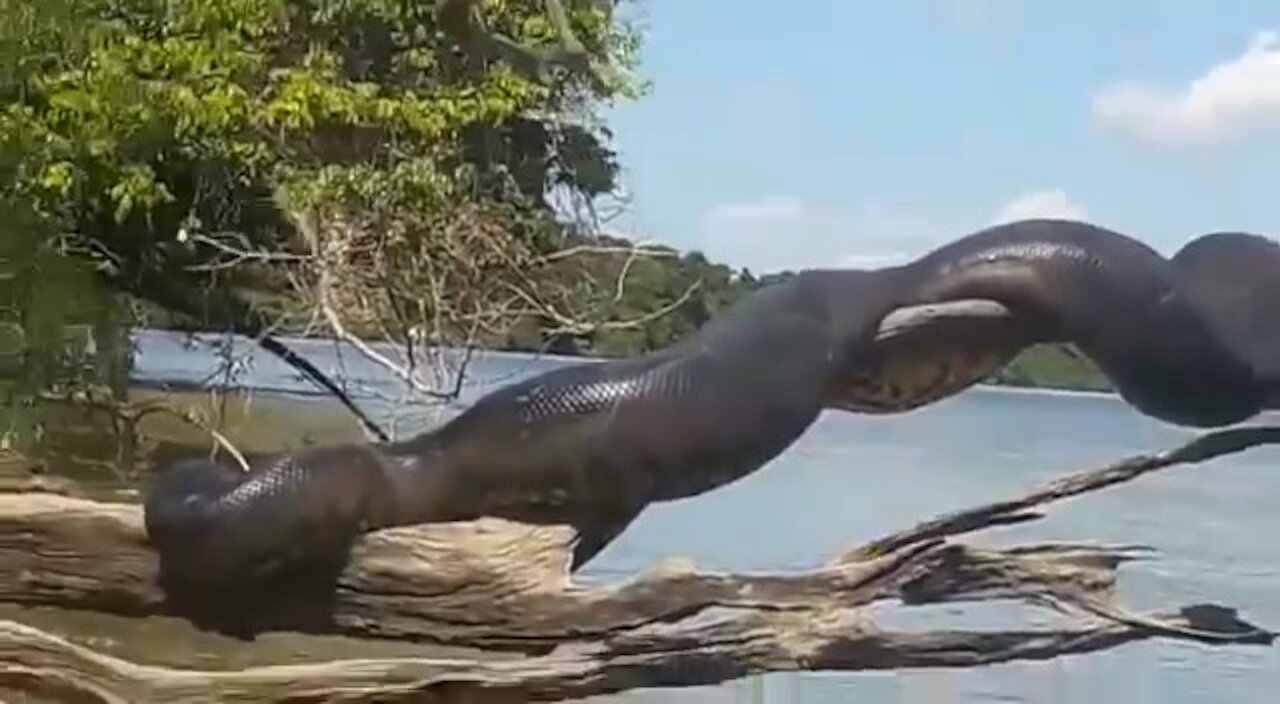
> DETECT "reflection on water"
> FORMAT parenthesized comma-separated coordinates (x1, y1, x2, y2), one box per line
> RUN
(16, 330, 1280, 702)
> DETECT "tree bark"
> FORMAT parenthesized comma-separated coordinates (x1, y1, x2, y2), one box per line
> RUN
(1, 426, 1278, 702)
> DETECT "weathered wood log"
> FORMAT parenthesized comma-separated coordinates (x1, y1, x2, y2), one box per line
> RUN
(0, 492, 1156, 649)
(0, 603, 1267, 704)
(1, 426, 1278, 702)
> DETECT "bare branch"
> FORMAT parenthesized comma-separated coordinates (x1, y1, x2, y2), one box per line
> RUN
(276, 191, 699, 415)
(316, 285, 461, 403)
(516, 277, 703, 336)
(181, 232, 310, 273)
(612, 242, 644, 302)
(844, 425, 1280, 561)
(536, 243, 677, 264)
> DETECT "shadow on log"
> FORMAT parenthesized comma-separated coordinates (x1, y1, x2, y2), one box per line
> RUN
(1, 426, 1279, 702)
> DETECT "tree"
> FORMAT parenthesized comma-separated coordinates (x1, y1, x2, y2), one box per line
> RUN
(0, 0, 658, 442)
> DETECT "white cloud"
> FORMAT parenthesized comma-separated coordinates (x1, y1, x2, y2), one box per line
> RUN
(697, 189, 1090, 274)
(701, 196, 805, 227)
(991, 188, 1088, 224)
(1093, 31, 1280, 147)
(697, 197, 944, 274)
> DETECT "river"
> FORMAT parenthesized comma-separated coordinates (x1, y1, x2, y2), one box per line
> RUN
(122, 329, 1280, 702)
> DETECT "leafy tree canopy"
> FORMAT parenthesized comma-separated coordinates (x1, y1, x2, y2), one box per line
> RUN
(0, 0, 645, 343)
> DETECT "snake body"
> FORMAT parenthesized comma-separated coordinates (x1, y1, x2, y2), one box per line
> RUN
(144, 219, 1280, 588)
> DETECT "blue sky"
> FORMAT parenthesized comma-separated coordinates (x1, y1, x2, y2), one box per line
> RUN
(602, 0, 1280, 274)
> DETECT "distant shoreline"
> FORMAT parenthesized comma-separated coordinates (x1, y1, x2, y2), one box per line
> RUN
(978, 383, 1116, 399)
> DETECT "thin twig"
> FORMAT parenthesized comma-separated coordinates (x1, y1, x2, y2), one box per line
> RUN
(182, 232, 310, 272)
(537, 244, 675, 263)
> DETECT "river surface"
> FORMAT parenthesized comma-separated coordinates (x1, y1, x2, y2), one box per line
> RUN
(126, 329, 1280, 703)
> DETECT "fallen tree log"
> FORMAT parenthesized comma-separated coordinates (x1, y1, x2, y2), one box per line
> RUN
(0, 602, 1268, 704)
(1, 426, 1278, 702)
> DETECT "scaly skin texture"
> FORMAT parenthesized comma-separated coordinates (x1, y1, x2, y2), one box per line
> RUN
(143, 219, 1280, 594)
(145, 268, 908, 588)
(899, 220, 1270, 427)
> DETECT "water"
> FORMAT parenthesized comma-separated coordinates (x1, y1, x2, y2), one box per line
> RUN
(127, 329, 1280, 703)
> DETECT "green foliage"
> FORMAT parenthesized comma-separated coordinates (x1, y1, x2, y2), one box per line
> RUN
(991, 344, 1111, 393)
(0, 0, 649, 458)
(0, 197, 133, 452)
(0, 0, 644, 336)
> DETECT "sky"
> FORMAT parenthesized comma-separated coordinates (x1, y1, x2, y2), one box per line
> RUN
(601, 0, 1280, 274)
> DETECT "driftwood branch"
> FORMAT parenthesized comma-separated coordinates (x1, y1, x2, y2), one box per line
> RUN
(0, 426, 1278, 702)
(0, 602, 1265, 704)
(845, 425, 1280, 560)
